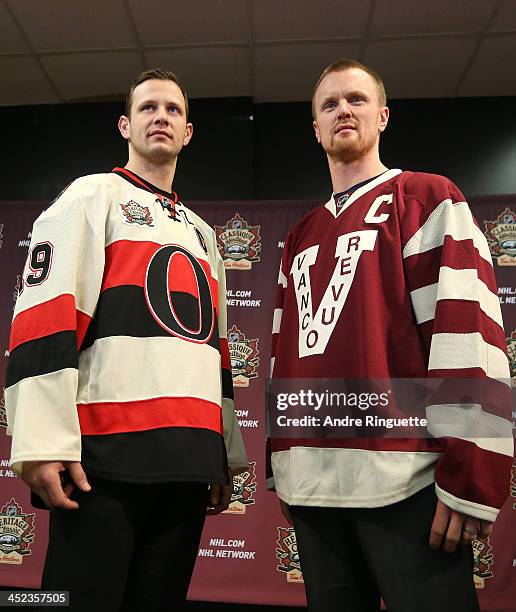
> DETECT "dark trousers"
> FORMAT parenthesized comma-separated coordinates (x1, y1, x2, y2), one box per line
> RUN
(290, 485, 480, 612)
(42, 478, 208, 612)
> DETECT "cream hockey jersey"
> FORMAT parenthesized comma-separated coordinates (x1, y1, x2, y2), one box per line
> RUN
(6, 168, 247, 484)
(269, 169, 512, 522)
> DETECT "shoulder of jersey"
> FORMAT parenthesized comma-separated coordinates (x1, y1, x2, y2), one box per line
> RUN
(397, 170, 458, 195)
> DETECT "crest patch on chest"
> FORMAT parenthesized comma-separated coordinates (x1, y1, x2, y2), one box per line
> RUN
(120, 201, 154, 227)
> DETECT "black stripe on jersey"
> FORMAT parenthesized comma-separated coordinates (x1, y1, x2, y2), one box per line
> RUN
(6, 331, 78, 388)
(82, 427, 229, 484)
(80, 285, 220, 352)
(222, 367, 234, 400)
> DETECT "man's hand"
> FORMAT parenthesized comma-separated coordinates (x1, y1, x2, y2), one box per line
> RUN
(206, 483, 232, 515)
(429, 499, 492, 553)
(21, 461, 91, 510)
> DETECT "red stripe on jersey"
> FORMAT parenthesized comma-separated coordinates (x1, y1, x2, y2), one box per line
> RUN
(78, 396, 223, 436)
(9, 294, 90, 351)
(103, 240, 219, 315)
(435, 438, 512, 509)
(219, 337, 231, 370)
(404, 237, 497, 293)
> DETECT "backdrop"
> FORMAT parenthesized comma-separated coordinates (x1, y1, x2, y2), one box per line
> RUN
(0, 195, 514, 608)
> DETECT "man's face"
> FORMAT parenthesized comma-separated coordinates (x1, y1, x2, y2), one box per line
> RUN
(313, 68, 389, 163)
(118, 79, 193, 165)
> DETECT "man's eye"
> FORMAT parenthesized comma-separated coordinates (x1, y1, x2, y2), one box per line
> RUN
(168, 106, 179, 113)
(350, 96, 365, 104)
(142, 104, 154, 111)
(323, 101, 336, 110)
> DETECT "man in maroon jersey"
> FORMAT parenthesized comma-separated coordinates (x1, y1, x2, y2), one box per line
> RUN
(268, 59, 512, 611)
(6, 69, 247, 610)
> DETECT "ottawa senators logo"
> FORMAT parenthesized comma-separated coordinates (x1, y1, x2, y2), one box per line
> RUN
(472, 538, 494, 588)
(215, 213, 261, 270)
(225, 462, 257, 514)
(228, 325, 259, 387)
(0, 499, 35, 565)
(484, 208, 516, 266)
(276, 527, 303, 583)
(120, 201, 154, 227)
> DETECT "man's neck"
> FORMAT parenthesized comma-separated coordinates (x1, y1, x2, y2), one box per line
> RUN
(328, 151, 388, 194)
(124, 156, 177, 193)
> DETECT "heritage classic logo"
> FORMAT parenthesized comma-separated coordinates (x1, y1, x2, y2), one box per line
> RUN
(484, 208, 516, 266)
(276, 527, 303, 583)
(120, 201, 154, 227)
(472, 538, 494, 588)
(228, 325, 259, 387)
(226, 462, 257, 514)
(215, 213, 261, 270)
(0, 499, 35, 565)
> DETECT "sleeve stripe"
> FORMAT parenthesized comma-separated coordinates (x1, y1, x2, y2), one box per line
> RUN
(426, 404, 514, 456)
(428, 332, 510, 379)
(278, 267, 287, 288)
(410, 267, 503, 328)
(9, 294, 89, 352)
(403, 200, 492, 263)
(219, 337, 231, 370)
(272, 308, 283, 334)
(270, 356, 276, 376)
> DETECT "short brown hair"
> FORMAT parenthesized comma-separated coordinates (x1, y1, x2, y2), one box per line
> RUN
(125, 68, 189, 119)
(312, 59, 386, 117)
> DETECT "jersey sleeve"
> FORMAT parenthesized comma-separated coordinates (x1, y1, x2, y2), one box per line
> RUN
(215, 247, 248, 474)
(5, 180, 105, 476)
(402, 175, 513, 522)
(266, 237, 290, 489)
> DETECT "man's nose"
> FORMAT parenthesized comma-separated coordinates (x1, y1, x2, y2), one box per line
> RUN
(154, 106, 168, 123)
(337, 100, 352, 118)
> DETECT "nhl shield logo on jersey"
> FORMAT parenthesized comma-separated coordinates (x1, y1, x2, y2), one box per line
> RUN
(215, 213, 261, 270)
(472, 538, 494, 588)
(0, 499, 35, 565)
(276, 527, 303, 583)
(484, 208, 516, 266)
(225, 462, 257, 514)
(120, 201, 154, 227)
(228, 325, 259, 387)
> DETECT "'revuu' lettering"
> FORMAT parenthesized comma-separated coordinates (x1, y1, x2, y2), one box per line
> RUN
(291, 231, 378, 357)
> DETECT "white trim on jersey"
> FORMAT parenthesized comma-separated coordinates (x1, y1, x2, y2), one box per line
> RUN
(426, 404, 514, 456)
(77, 336, 222, 406)
(278, 267, 288, 288)
(402, 200, 492, 263)
(272, 308, 283, 334)
(410, 267, 503, 328)
(428, 332, 510, 380)
(324, 169, 403, 218)
(435, 483, 498, 523)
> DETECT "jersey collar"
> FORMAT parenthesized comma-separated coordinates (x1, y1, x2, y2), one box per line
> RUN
(324, 169, 403, 218)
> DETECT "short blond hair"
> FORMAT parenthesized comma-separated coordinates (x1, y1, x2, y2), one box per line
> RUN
(312, 59, 386, 117)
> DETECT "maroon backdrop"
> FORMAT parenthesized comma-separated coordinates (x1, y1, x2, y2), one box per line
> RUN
(0, 196, 514, 608)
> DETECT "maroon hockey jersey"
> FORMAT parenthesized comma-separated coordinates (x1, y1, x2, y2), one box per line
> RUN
(269, 169, 512, 521)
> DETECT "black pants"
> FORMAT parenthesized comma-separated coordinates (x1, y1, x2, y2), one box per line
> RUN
(290, 485, 480, 612)
(42, 478, 208, 612)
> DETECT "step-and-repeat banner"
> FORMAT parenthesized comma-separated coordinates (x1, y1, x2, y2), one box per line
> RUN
(0, 196, 515, 608)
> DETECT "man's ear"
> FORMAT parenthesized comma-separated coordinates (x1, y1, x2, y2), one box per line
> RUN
(378, 106, 389, 133)
(313, 120, 321, 143)
(118, 115, 130, 140)
(183, 122, 193, 146)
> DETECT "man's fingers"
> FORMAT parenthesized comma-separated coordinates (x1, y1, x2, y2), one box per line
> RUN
(209, 484, 221, 507)
(478, 520, 492, 539)
(280, 500, 294, 527)
(429, 499, 450, 550)
(66, 461, 91, 492)
(43, 471, 78, 510)
(460, 519, 479, 546)
(207, 484, 232, 515)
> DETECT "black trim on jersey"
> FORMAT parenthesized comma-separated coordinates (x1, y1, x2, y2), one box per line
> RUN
(80, 285, 220, 353)
(82, 427, 229, 484)
(222, 367, 234, 400)
(6, 331, 78, 388)
(112, 167, 177, 200)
